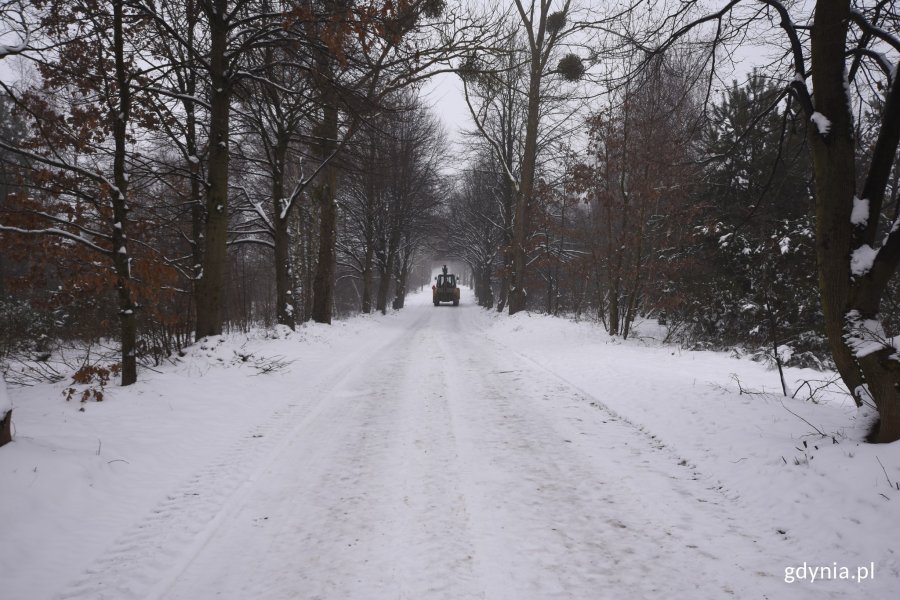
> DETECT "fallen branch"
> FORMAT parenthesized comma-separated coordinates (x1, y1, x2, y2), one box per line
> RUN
(779, 400, 828, 438)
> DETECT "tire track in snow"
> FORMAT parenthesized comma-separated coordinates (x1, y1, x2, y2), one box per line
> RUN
(53, 319, 427, 600)
(162, 305, 480, 599)
(437, 304, 830, 600)
(56, 296, 835, 600)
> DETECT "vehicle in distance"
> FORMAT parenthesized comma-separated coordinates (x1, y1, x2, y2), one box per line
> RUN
(433, 265, 460, 306)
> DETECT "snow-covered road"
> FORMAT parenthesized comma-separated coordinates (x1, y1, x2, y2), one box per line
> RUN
(48, 292, 797, 600)
(6, 288, 895, 599)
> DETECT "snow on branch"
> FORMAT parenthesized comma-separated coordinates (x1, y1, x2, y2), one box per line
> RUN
(227, 237, 275, 249)
(850, 244, 878, 276)
(848, 8, 900, 55)
(810, 112, 832, 136)
(0, 224, 112, 256)
(845, 310, 899, 360)
(237, 187, 274, 233)
(0, 0, 30, 58)
(851, 197, 870, 227)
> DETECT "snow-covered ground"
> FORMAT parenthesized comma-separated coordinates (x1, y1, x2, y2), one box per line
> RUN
(1, 287, 897, 599)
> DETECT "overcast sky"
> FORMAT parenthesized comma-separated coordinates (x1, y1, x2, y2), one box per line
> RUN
(420, 69, 472, 173)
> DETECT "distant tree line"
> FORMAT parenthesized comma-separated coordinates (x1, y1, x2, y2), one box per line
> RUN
(2, 0, 899, 442)
(0, 0, 467, 383)
(448, 1, 899, 441)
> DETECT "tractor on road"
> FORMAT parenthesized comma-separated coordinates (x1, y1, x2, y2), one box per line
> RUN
(432, 265, 460, 306)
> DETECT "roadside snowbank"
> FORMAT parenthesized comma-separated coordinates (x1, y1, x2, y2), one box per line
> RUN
(0, 311, 408, 600)
(482, 308, 899, 593)
(1, 289, 898, 598)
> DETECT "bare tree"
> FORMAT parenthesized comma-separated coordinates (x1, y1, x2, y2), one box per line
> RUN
(230, 42, 320, 330)
(460, 1, 626, 314)
(338, 95, 445, 315)
(132, 0, 292, 339)
(304, 0, 486, 323)
(447, 156, 507, 308)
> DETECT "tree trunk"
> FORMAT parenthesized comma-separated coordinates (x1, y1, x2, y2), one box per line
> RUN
(270, 138, 296, 330)
(195, 0, 231, 339)
(274, 215, 295, 330)
(112, 0, 137, 386)
(622, 228, 645, 340)
(361, 245, 373, 314)
(183, 0, 204, 301)
(311, 99, 338, 324)
(809, 1, 900, 442)
(394, 257, 409, 309)
(481, 265, 494, 309)
(508, 46, 543, 315)
(376, 249, 395, 314)
(0, 408, 10, 447)
(497, 247, 509, 312)
(608, 287, 620, 336)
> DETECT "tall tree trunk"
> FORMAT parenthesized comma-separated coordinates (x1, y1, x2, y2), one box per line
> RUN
(481, 266, 494, 309)
(622, 222, 645, 340)
(809, 1, 900, 442)
(112, 0, 137, 386)
(311, 100, 338, 324)
(497, 246, 509, 312)
(607, 285, 620, 336)
(195, 0, 231, 339)
(508, 47, 543, 315)
(808, 0, 859, 402)
(361, 243, 373, 313)
(376, 247, 395, 314)
(183, 0, 204, 298)
(394, 254, 410, 309)
(272, 143, 295, 329)
(302, 202, 318, 320)
(361, 151, 375, 314)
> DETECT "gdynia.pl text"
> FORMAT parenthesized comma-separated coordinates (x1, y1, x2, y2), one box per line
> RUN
(784, 562, 875, 584)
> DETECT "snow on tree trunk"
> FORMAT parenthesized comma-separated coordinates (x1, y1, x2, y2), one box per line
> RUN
(809, 0, 900, 442)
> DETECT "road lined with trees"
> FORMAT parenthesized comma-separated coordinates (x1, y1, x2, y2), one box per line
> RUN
(1, 0, 898, 441)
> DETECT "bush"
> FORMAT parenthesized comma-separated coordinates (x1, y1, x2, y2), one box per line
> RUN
(0, 295, 57, 360)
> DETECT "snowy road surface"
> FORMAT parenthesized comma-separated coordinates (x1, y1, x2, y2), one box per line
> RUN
(6, 289, 894, 599)
(159, 305, 765, 600)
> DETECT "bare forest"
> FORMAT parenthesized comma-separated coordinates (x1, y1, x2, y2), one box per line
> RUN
(2, 0, 899, 443)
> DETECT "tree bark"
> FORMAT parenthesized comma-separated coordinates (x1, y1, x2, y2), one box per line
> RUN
(272, 141, 296, 329)
(376, 242, 396, 314)
(394, 253, 410, 309)
(508, 44, 543, 315)
(361, 141, 376, 314)
(0, 409, 11, 447)
(809, 0, 900, 442)
(195, 0, 231, 339)
(310, 101, 339, 324)
(361, 243, 373, 313)
(112, 0, 137, 386)
(183, 0, 204, 296)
